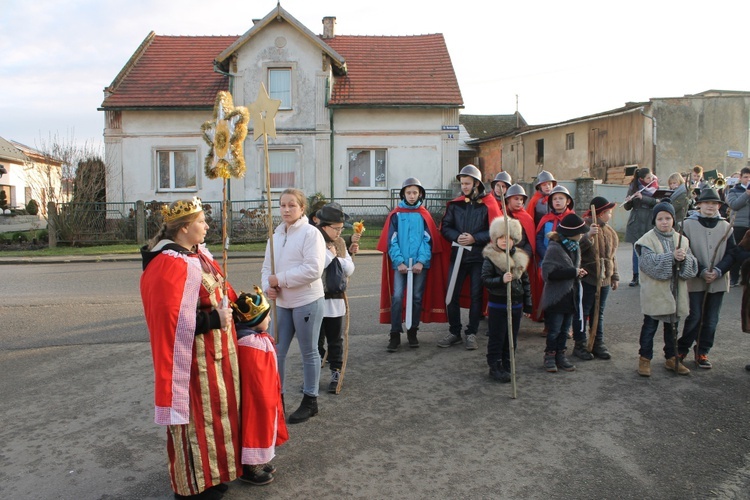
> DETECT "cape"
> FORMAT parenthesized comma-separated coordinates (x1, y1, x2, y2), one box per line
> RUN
(440, 193, 501, 310)
(377, 205, 449, 323)
(526, 191, 548, 223)
(503, 207, 539, 319)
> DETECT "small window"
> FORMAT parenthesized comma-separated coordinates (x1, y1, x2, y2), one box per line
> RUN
(348, 149, 386, 188)
(566, 133, 575, 150)
(536, 139, 544, 165)
(157, 150, 197, 191)
(268, 150, 299, 189)
(269, 68, 292, 109)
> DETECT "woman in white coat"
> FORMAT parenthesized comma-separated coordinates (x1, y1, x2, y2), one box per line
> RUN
(262, 188, 326, 424)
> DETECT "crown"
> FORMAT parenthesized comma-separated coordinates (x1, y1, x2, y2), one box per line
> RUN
(161, 197, 203, 223)
(231, 286, 271, 325)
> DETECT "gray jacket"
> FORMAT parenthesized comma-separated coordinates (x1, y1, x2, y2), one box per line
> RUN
(726, 184, 750, 228)
(623, 190, 658, 244)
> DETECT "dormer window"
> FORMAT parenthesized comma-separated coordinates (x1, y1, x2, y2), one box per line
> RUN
(269, 68, 292, 109)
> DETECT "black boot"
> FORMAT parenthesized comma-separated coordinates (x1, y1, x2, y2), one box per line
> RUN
(239, 464, 274, 486)
(406, 328, 419, 348)
(629, 273, 639, 287)
(387, 332, 401, 352)
(489, 361, 511, 383)
(544, 351, 557, 372)
(288, 394, 318, 424)
(592, 339, 611, 360)
(573, 340, 594, 360)
(556, 350, 576, 371)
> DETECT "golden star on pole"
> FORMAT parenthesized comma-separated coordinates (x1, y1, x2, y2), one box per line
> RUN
(247, 83, 282, 141)
(201, 91, 249, 179)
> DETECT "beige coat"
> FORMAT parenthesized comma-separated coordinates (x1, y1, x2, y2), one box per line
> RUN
(636, 230, 692, 319)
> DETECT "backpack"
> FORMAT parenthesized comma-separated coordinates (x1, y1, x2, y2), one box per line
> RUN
(324, 256, 347, 296)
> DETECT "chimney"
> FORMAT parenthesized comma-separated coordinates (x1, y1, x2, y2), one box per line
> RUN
(322, 16, 336, 38)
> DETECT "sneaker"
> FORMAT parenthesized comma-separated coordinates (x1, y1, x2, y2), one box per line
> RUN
(406, 329, 419, 348)
(555, 351, 576, 372)
(665, 357, 690, 375)
(438, 333, 461, 347)
(240, 464, 275, 486)
(464, 334, 478, 350)
(387, 333, 400, 352)
(544, 352, 557, 372)
(328, 370, 340, 393)
(695, 353, 712, 369)
(730, 280, 740, 288)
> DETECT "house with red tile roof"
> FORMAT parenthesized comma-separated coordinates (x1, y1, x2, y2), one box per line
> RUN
(100, 5, 463, 204)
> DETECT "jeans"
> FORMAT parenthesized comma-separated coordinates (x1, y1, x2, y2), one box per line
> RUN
(572, 282, 610, 343)
(678, 291, 724, 356)
(544, 311, 573, 353)
(638, 315, 678, 359)
(390, 267, 428, 333)
(447, 260, 483, 336)
(487, 303, 521, 368)
(318, 315, 344, 371)
(274, 297, 324, 397)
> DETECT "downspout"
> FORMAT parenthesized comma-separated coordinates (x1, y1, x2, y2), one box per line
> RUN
(640, 107, 656, 173)
(327, 77, 335, 201)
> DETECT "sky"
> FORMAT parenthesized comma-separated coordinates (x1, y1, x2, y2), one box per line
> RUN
(2, 0, 749, 152)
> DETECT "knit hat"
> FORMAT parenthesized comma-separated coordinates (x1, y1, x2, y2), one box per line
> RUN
(232, 286, 271, 327)
(557, 213, 589, 237)
(584, 196, 617, 218)
(695, 187, 722, 204)
(489, 216, 523, 245)
(651, 199, 676, 225)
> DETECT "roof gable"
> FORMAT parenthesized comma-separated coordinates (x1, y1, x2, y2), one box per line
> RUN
(216, 5, 345, 71)
(327, 34, 462, 107)
(0, 136, 28, 163)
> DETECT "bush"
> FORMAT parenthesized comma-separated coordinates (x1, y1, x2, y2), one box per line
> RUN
(26, 199, 39, 216)
(11, 232, 28, 243)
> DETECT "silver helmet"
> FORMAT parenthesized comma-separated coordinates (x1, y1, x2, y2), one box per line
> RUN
(547, 184, 574, 210)
(490, 171, 512, 190)
(534, 170, 557, 190)
(504, 183, 528, 202)
(399, 177, 426, 201)
(456, 164, 485, 194)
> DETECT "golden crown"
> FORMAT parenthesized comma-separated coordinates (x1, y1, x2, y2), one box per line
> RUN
(161, 197, 203, 223)
(231, 286, 270, 324)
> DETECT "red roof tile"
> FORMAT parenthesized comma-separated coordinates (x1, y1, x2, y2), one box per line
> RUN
(101, 35, 237, 109)
(101, 33, 462, 109)
(326, 34, 462, 107)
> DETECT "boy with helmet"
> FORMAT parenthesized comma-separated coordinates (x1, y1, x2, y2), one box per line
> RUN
(377, 178, 448, 351)
(491, 171, 512, 203)
(526, 170, 557, 226)
(439, 164, 501, 350)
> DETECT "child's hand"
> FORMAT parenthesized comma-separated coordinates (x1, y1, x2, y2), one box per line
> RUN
(577, 268, 588, 278)
(503, 271, 513, 283)
(589, 224, 599, 235)
(351, 232, 361, 243)
(217, 306, 233, 331)
(673, 248, 686, 261)
(265, 286, 279, 300)
(349, 242, 359, 255)
(703, 269, 718, 283)
(413, 262, 424, 274)
(397, 263, 408, 274)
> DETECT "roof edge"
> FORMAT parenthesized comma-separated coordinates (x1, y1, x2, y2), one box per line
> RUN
(104, 31, 156, 95)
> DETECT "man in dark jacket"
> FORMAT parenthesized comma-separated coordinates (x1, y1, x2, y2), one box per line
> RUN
(726, 167, 750, 286)
(438, 164, 500, 350)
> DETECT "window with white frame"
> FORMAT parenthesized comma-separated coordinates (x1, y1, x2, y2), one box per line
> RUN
(268, 150, 299, 189)
(269, 68, 292, 109)
(157, 150, 198, 191)
(348, 149, 386, 188)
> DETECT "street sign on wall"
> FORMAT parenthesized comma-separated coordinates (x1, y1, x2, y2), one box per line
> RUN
(727, 150, 744, 159)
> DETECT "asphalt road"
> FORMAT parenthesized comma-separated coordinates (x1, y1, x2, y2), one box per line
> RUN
(1, 245, 749, 499)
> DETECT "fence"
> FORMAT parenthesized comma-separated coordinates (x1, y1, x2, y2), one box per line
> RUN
(46, 182, 630, 247)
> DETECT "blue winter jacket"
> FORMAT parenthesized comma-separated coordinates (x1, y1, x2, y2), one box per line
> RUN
(388, 200, 432, 269)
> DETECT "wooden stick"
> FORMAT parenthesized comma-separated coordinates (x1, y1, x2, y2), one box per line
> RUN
(262, 131, 278, 342)
(587, 204, 602, 353)
(336, 292, 350, 394)
(498, 193, 517, 399)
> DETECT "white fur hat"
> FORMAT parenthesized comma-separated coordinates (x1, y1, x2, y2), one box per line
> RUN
(489, 216, 522, 245)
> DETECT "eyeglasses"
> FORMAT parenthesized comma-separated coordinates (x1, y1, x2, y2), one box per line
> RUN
(327, 225, 344, 233)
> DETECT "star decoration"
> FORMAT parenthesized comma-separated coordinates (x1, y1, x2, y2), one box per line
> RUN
(246, 83, 282, 141)
(201, 91, 249, 179)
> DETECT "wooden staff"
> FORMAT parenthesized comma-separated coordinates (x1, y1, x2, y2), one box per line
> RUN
(498, 193, 517, 399)
(262, 132, 278, 342)
(336, 293, 350, 394)
(587, 204, 603, 353)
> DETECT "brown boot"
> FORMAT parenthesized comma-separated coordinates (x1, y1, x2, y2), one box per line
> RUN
(638, 356, 651, 377)
(665, 357, 690, 375)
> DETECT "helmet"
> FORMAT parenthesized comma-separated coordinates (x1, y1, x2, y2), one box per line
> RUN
(534, 170, 557, 190)
(399, 177, 426, 201)
(490, 171, 512, 190)
(547, 185, 574, 210)
(456, 164, 485, 194)
(504, 183, 528, 202)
